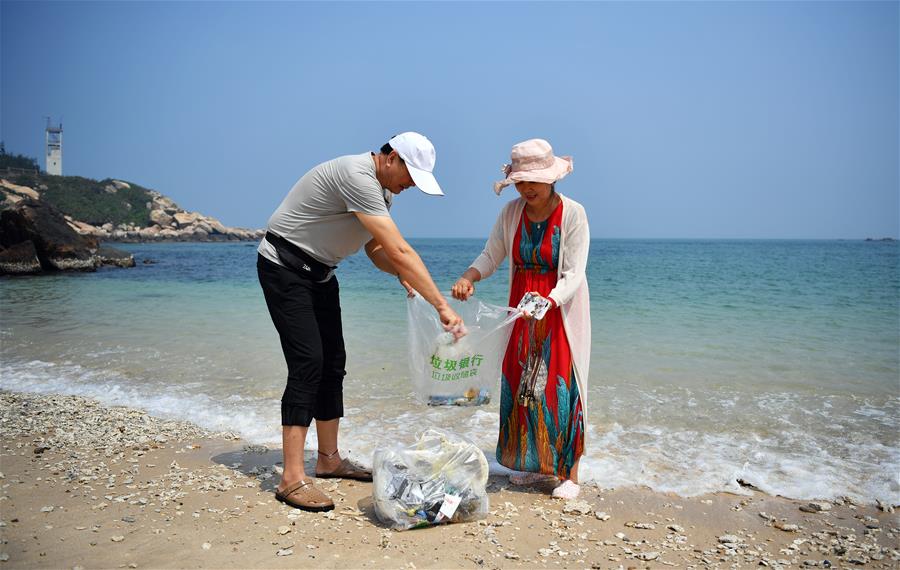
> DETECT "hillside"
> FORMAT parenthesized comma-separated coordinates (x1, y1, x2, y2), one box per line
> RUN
(0, 168, 262, 242)
(3, 171, 155, 227)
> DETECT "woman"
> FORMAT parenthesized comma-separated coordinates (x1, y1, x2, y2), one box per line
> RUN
(451, 139, 590, 499)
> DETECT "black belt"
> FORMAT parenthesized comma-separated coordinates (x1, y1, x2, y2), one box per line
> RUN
(265, 231, 335, 282)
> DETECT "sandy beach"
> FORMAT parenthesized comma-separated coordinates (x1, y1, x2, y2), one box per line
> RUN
(0, 391, 897, 569)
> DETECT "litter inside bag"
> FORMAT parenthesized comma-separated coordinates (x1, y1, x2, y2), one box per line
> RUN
(373, 428, 490, 530)
(407, 294, 518, 406)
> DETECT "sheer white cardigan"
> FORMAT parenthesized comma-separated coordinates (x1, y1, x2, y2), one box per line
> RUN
(468, 193, 591, 416)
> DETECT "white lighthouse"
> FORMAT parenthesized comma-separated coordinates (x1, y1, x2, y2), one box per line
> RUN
(45, 119, 62, 175)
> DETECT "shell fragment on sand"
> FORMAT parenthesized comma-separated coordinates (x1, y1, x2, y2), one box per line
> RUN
(800, 501, 832, 513)
(562, 500, 592, 515)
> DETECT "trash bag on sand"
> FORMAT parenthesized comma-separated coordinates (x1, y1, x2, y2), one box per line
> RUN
(373, 428, 490, 530)
(407, 294, 518, 406)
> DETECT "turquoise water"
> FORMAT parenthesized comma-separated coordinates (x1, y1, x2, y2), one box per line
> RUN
(1, 239, 897, 503)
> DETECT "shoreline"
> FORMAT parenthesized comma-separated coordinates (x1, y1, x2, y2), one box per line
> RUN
(0, 389, 897, 569)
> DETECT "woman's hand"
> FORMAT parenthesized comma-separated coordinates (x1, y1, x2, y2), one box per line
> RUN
(534, 291, 556, 308)
(451, 277, 475, 301)
(519, 291, 555, 319)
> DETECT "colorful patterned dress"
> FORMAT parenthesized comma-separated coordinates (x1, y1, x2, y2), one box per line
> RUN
(497, 201, 585, 479)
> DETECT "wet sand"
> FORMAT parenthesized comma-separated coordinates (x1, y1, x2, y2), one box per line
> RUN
(1, 390, 897, 569)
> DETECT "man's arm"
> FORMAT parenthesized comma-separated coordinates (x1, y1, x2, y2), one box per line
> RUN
(355, 213, 461, 329)
(365, 238, 414, 296)
(364, 238, 397, 274)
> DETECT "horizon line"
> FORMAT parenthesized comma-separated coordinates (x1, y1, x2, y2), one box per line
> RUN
(223, 233, 899, 241)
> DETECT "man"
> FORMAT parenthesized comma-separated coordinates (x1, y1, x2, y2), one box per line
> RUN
(257, 132, 463, 512)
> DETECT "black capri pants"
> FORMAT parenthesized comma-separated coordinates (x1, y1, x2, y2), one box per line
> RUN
(257, 254, 346, 426)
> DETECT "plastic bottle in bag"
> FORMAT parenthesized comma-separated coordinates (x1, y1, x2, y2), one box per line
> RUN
(372, 428, 490, 530)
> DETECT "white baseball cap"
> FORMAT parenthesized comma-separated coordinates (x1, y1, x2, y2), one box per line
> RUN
(388, 132, 444, 196)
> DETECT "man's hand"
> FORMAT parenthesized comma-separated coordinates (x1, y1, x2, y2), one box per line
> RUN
(438, 304, 466, 340)
(451, 277, 475, 301)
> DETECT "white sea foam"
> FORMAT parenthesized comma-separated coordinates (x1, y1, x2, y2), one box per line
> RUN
(0, 359, 281, 445)
(2, 358, 897, 505)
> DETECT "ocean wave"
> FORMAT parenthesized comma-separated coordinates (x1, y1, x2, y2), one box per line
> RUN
(0, 358, 280, 444)
(1, 357, 897, 505)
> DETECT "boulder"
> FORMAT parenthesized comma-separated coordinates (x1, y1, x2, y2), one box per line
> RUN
(0, 179, 40, 200)
(139, 226, 160, 239)
(207, 219, 227, 234)
(97, 245, 135, 268)
(1, 191, 23, 208)
(173, 212, 199, 227)
(67, 219, 101, 236)
(111, 180, 131, 190)
(0, 240, 42, 274)
(149, 209, 173, 227)
(152, 195, 178, 211)
(0, 199, 99, 272)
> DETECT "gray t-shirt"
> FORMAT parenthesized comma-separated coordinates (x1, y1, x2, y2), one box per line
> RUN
(258, 153, 392, 267)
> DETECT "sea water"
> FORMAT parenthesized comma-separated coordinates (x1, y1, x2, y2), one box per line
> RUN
(1, 239, 897, 503)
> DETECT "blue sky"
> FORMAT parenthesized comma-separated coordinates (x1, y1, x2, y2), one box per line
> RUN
(1, 1, 897, 239)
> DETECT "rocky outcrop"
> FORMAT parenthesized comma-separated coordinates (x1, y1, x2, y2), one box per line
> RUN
(0, 240, 41, 274)
(0, 178, 263, 243)
(0, 178, 40, 201)
(0, 199, 134, 275)
(103, 179, 131, 194)
(149, 209, 173, 227)
(1, 199, 98, 271)
(97, 245, 136, 268)
(61, 189, 263, 242)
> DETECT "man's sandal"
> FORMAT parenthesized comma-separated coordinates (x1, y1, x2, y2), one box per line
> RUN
(315, 449, 373, 482)
(275, 479, 334, 512)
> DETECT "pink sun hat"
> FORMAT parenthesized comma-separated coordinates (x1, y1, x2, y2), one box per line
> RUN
(493, 138, 573, 195)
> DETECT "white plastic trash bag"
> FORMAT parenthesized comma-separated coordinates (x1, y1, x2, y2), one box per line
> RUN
(407, 294, 518, 406)
(373, 428, 490, 530)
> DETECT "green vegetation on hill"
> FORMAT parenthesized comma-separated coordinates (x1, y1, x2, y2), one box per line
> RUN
(4, 170, 154, 227)
(0, 144, 40, 171)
